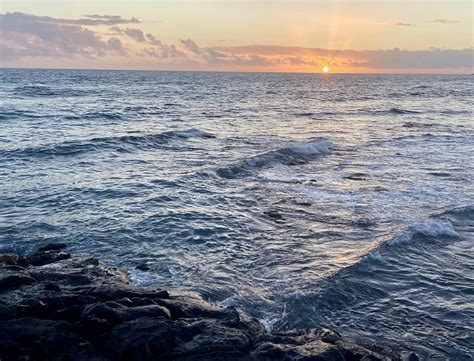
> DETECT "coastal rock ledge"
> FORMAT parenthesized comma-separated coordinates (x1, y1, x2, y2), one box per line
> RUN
(0, 244, 413, 361)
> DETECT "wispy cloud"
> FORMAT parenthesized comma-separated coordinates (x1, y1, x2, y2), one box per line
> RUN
(395, 22, 413, 27)
(432, 19, 459, 24)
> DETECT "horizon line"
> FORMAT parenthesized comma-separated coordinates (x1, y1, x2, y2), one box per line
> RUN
(1, 66, 472, 76)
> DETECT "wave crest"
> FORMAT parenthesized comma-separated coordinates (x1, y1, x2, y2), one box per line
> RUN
(0, 128, 214, 160)
(216, 138, 331, 179)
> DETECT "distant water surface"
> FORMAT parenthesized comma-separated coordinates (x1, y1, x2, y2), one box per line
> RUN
(0, 69, 473, 359)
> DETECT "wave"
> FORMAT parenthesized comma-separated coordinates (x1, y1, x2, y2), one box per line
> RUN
(0, 109, 43, 121)
(436, 205, 474, 222)
(13, 85, 89, 98)
(385, 219, 458, 247)
(215, 138, 331, 179)
(0, 128, 215, 160)
(385, 107, 421, 115)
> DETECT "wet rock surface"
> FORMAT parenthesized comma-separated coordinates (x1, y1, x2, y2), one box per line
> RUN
(0, 244, 404, 360)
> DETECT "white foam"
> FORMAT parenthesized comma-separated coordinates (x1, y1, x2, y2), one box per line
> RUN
(289, 139, 331, 156)
(258, 306, 288, 334)
(173, 128, 213, 138)
(389, 219, 458, 246)
(217, 294, 240, 308)
(282, 290, 306, 301)
(128, 269, 162, 286)
(413, 219, 459, 238)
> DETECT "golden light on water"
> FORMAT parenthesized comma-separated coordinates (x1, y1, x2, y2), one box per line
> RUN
(323, 66, 330, 73)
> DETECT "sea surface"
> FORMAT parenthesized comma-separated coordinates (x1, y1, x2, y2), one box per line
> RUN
(0, 69, 473, 359)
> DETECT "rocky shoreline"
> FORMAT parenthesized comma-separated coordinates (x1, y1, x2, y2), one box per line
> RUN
(0, 244, 415, 360)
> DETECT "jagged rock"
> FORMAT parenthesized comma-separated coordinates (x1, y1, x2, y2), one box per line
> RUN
(37, 243, 68, 252)
(0, 249, 404, 361)
(0, 317, 99, 361)
(0, 254, 29, 267)
(0, 272, 36, 290)
(0, 305, 16, 321)
(44, 282, 61, 292)
(28, 251, 71, 267)
(155, 294, 240, 326)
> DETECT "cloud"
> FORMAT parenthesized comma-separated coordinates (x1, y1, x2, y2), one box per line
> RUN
(0, 12, 127, 59)
(395, 22, 412, 27)
(1, 11, 138, 27)
(1, 12, 472, 72)
(432, 19, 459, 24)
(180, 38, 206, 55)
(211, 45, 473, 70)
(122, 28, 146, 42)
(107, 37, 127, 55)
(146, 33, 162, 46)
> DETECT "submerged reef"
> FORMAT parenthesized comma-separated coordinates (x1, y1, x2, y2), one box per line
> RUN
(0, 244, 416, 360)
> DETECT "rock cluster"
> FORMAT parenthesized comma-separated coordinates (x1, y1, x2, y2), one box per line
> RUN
(0, 244, 406, 360)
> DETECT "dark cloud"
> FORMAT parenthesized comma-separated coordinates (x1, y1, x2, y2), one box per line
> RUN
(123, 28, 146, 42)
(395, 22, 413, 27)
(432, 19, 459, 24)
(180, 39, 206, 55)
(138, 44, 186, 59)
(107, 37, 127, 55)
(146, 34, 162, 46)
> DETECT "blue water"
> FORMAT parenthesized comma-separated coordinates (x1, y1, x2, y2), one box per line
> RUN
(1, 69, 473, 359)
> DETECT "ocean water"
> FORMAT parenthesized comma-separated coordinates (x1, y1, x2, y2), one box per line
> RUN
(0, 69, 473, 359)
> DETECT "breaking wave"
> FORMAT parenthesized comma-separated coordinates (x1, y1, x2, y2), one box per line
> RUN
(216, 138, 331, 179)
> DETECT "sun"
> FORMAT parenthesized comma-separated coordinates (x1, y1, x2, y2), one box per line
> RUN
(323, 66, 330, 73)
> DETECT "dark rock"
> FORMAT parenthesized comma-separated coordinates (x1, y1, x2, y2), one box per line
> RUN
(17, 299, 50, 319)
(81, 302, 127, 326)
(37, 242, 68, 252)
(135, 297, 157, 306)
(103, 316, 251, 361)
(265, 210, 284, 220)
(0, 273, 36, 290)
(135, 263, 150, 272)
(115, 297, 134, 307)
(344, 172, 368, 181)
(56, 305, 84, 323)
(320, 328, 342, 344)
(41, 294, 96, 314)
(28, 251, 71, 266)
(155, 295, 240, 326)
(80, 301, 171, 330)
(0, 317, 98, 360)
(101, 317, 193, 360)
(44, 282, 61, 292)
(0, 250, 402, 361)
(79, 316, 113, 337)
(88, 284, 169, 301)
(0, 254, 29, 267)
(0, 305, 16, 321)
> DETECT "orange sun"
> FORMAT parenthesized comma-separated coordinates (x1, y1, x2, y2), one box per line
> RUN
(323, 66, 330, 73)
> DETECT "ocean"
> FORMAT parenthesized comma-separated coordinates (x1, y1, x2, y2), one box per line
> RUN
(0, 69, 472, 359)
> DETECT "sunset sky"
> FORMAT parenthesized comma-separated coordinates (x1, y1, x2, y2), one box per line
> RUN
(1, 0, 472, 73)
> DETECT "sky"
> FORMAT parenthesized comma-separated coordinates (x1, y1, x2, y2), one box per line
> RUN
(0, 0, 472, 73)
